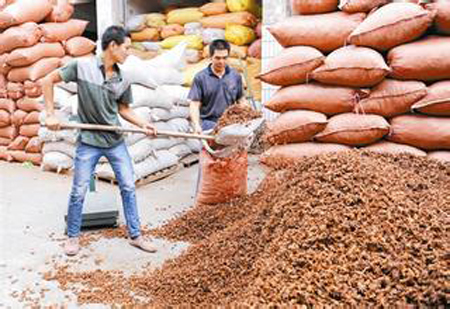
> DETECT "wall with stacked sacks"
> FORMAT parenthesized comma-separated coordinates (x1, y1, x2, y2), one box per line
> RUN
(260, 0, 450, 168)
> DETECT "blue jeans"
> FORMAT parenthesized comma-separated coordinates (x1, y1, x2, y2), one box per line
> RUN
(67, 141, 141, 238)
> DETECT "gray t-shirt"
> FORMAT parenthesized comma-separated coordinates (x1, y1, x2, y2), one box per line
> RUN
(188, 65, 244, 123)
(59, 57, 132, 148)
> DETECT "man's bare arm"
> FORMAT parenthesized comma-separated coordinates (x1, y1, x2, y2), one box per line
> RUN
(189, 100, 202, 133)
(119, 103, 157, 136)
(42, 70, 63, 130)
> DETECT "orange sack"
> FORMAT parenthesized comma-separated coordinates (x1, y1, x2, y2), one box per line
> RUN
(339, 0, 388, 13)
(362, 141, 426, 157)
(291, 0, 338, 15)
(411, 81, 450, 116)
(268, 11, 365, 52)
(8, 57, 61, 82)
(196, 150, 248, 206)
(355, 79, 427, 117)
(200, 2, 228, 16)
(258, 46, 324, 86)
(64, 36, 96, 57)
(427, 0, 450, 35)
(388, 36, 450, 81)
(7, 43, 65, 67)
(7, 135, 30, 151)
(261, 142, 352, 168)
(0, 22, 42, 54)
(25, 136, 43, 153)
(8, 150, 42, 165)
(265, 83, 362, 115)
(388, 115, 450, 150)
(0, 110, 10, 127)
(314, 113, 390, 146)
(0, 0, 52, 29)
(200, 12, 257, 29)
(348, 2, 434, 51)
(40, 19, 89, 42)
(265, 110, 328, 145)
(311, 45, 390, 88)
(0, 99, 16, 114)
(45, 0, 74, 23)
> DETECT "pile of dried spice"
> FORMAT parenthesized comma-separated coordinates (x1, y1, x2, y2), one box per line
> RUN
(41, 151, 449, 306)
(212, 104, 262, 135)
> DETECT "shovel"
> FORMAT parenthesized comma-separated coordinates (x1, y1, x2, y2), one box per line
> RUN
(43, 118, 264, 154)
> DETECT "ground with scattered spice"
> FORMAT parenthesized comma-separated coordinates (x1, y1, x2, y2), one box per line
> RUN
(42, 151, 449, 306)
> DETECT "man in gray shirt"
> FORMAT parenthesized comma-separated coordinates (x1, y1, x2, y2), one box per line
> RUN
(189, 39, 246, 133)
(42, 26, 157, 256)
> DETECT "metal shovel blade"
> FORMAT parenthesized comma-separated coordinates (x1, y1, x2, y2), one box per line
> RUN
(215, 118, 265, 146)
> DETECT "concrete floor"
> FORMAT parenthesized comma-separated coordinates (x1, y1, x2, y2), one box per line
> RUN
(0, 156, 267, 308)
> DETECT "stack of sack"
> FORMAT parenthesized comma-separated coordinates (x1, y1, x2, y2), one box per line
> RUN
(38, 85, 77, 173)
(93, 43, 201, 182)
(260, 0, 450, 168)
(125, 0, 262, 101)
(0, 0, 95, 165)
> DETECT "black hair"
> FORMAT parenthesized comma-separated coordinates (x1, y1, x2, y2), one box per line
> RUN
(101, 25, 131, 51)
(209, 39, 230, 57)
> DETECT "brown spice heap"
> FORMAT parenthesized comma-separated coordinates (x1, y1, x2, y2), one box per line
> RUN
(43, 151, 449, 306)
(212, 104, 262, 135)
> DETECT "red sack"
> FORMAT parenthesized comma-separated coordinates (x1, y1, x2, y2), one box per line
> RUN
(196, 150, 248, 205)
(265, 83, 363, 115)
(291, 0, 338, 15)
(0, 125, 18, 139)
(258, 46, 324, 86)
(7, 42, 65, 67)
(0, 22, 42, 54)
(16, 98, 44, 112)
(311, 46, 390, 87)
(24, 80, 43, 98)
(0, 146, 11, 161)
(388, 36, 450, 81)
(247, 38, 261, 59)
(0, 0, 52, 29)
(314, 113, 390, 146)
(261, 142, 351, 168)
(64, 36, 96, 57)
(412, 81, 450, 116)
(388, 115, 450, 150)
(355, 79, 427, 117)
(0, 74, 6, 99)
(11, 110, 28, 127)
(0, 110, 10, 127)
(160, 24, 185, 39)
(40, 19, 89, 42)
(348, 3, 434, 51)
(7, 82, 24, 100)
(265, 110, 328, 145)
(0, 54, 11, 75)
(362, 141, 426, 157)
(268, 11, 365, 52)
(45, 0, 74, 23)
(0, 99, 16, 113)
(9, 150, 42, 165)
(339, 0, 388, 13)
(25, 136, 43, 153)
(24, 111, 40, 124)
(19, 124, 40, 137)
(0, 137, 12, 146)
(427, 0, 450, 35)
(8, 57, 61, 82)
(7, 135, 30, 151)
